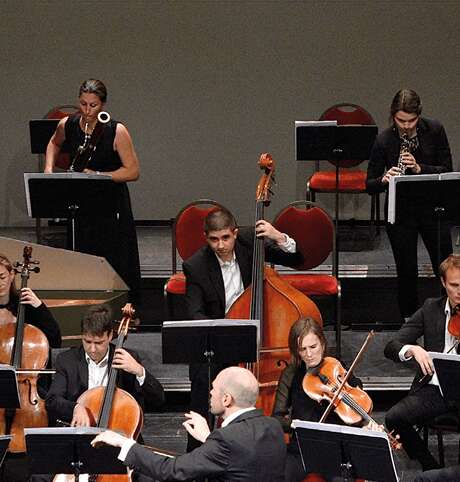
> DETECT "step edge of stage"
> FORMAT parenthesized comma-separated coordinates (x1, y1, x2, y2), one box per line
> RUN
(141, 264, 436, 279)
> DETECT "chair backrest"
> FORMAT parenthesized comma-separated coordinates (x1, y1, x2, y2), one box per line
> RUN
(320, 103, 376, 168)
(45, 104, 79, 170)
(273, 201, 336, 275)
(172, 199, 225, 273)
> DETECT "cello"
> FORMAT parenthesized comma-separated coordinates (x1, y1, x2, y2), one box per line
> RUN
(227, 153, 322, 414)
(0, 246, 49, 453)
(54, 303, 142, 482)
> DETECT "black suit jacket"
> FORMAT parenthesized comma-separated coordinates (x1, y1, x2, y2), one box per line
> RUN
(183, 227, 303, 319)
(124, 409, 286, 482)
(45, 344, 165, 423)
(384, 296, 447, 391)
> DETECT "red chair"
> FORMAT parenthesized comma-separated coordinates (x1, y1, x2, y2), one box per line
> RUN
(306, 103, 380, 240)
(44, 104, 79, 170)
(164, 199, 225, 317)
(273, 201, 342, 357)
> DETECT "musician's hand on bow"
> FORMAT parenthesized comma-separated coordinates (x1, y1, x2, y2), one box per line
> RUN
(183, 411, 211, 443)
(71, 403, 92, 427)
(364, 420, 385, 432)
(20, 288, 42, 308)
(382, 166, 402, 184)
(112, 348, 145, 378)
(407, 345, 434, 376)
(91, 429, 128, 448)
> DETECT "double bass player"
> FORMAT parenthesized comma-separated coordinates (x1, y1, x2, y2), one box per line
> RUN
(183, 207, 303, 450)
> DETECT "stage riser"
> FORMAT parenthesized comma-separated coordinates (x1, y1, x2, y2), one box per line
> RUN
(51, 331, 415, 394)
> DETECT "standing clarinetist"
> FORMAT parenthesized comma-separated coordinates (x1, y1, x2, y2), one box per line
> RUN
(366, 89, 453, 323)
(44, 79, 141, 303)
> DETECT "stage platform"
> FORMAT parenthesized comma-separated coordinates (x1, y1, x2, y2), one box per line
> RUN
(2, 224, 460, 481)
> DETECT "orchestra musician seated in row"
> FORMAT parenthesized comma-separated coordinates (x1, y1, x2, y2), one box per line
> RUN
(0, 253, 61, 353)
(183, 207, 303, 450)
(272, 317, 372, 482)
(30, 305, 165, 482)
(0, 254, 61, 482)
(44, 78, 142, 303)
(385, 254, 460, 471)
(45, 305, 165, 427)
(91, 367, 287, 482)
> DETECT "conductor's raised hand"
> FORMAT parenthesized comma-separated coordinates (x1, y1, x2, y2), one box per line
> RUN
(182, 411, 211, 443)
(112, 348, 144, 377)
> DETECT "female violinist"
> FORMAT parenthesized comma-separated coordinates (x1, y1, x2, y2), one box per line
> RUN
(44, 78, 141, 303)
(272, 317, 370, 482)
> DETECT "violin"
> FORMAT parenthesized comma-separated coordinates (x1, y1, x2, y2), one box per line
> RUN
(303, 333, 402, 450)
(447, 304, 460, 339)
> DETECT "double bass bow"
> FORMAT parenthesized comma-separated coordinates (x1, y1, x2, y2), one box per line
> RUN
(227, 153, 322, 414)
(0, 246, 49, 453)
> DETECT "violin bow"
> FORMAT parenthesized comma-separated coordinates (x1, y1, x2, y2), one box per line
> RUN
(319, 330, 375, 423)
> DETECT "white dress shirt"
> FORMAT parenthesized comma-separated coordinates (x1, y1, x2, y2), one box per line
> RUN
(217, 233, 296, 314)
(399, 299, 455, 387)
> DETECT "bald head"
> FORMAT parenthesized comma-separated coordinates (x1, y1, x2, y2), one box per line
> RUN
(214, 367, 259, 409)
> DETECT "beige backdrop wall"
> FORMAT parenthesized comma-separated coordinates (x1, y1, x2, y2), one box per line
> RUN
(1, 0, 458, 227)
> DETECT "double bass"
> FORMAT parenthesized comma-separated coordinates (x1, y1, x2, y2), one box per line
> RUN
(227, 153, 322, 414)
(0, 246, 49, 453)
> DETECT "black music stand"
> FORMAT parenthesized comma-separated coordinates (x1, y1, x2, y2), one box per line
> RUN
(24, 172, 118, 251)
(296, 122, 378, 262)
(29, 119, 60, 155)
(162, 319, 259, 424)
(0, 365, 20, 409)
(25, 427, 126, 480)
(429, 352, 460, 401)
(292, 420, 398, 482)
(389, 173, 460, 282)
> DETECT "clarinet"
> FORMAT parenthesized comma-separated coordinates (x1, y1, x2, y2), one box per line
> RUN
(69, 111, 110, 172)
(397, 132, 411, 175)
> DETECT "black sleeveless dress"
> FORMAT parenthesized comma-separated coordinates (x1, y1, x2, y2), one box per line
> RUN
(63, 114, 141, 299)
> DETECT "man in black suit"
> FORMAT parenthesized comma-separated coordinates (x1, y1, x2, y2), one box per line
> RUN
(182, 207, 303, 449)
(45, 305, 165, 427)
(384, 254, 460, 471)
(91, 366, 287, 482)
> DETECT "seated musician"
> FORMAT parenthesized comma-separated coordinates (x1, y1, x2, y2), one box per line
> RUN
(183, 207, 303, 450)
(385, 254, 460, 472)
(0, 253, 61, 351)
(45, 305, 165, 427)
(0, 255, 61, 482)
(90, 367, 287, 482)
(272, 317, 369, 482)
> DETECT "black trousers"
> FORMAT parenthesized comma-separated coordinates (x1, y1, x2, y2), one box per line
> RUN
(386, 220, 452, 320)
(385, 384, 450, 470)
